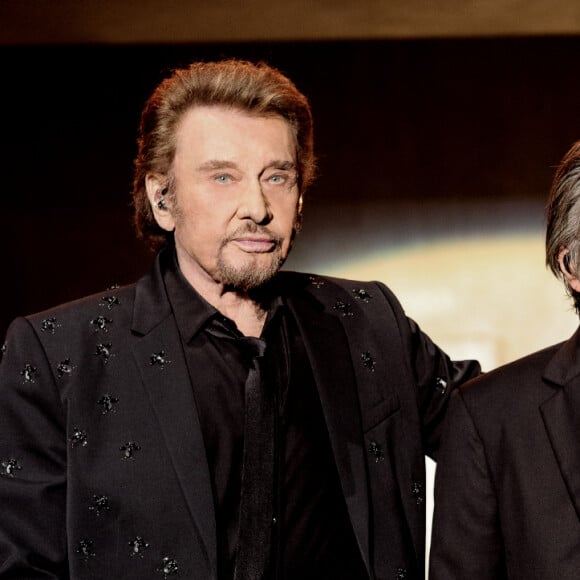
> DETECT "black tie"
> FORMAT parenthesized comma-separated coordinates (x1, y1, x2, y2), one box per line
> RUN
(234, 337, 275, 580)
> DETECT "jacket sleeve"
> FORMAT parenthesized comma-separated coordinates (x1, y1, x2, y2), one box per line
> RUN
(377, 281, 481, 457)
(428, 390, 507, 580)
(0, 317, 68, 578)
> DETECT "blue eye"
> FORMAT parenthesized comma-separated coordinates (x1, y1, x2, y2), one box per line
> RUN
(215, 174, 232, 183)
(267, 174, 286, 184)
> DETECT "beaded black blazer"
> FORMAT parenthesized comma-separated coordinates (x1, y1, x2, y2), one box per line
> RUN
(0, 252, 479, 579)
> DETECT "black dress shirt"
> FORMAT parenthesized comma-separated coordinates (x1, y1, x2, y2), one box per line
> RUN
(162, 253, 367, 579)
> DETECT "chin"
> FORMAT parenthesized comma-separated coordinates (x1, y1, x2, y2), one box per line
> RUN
(218, 255, 284, 291)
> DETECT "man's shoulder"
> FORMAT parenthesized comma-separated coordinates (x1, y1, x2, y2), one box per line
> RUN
(27, 283, 137, 323)
(1, 282, 141, 378)
(278, 270, 393, 299)
(13, 283, 140, 345)
(20, 253, 163, 332)
(457, 342, 564, 417)
(277, 271, 406, 330)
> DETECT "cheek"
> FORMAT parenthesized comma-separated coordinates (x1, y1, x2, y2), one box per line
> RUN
(274, 195, 300, 225)
(175, 200, 217, 231)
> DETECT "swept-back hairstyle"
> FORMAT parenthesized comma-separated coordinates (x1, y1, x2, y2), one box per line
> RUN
(546, 140, 580, 313)
(131, 59, 316, 251)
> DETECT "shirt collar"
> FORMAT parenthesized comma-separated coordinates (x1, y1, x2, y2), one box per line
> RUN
(162, 249, 218, 343)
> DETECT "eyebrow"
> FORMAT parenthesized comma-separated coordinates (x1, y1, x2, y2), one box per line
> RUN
(266, 160, 297, 172)
(196, 160, 238, 172)
(195, 159, 297, 173)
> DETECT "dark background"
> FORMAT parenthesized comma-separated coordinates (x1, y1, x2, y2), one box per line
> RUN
(2, 36, 580, 338)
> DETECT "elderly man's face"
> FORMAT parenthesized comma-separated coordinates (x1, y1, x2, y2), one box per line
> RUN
(151, 105, 301, 292)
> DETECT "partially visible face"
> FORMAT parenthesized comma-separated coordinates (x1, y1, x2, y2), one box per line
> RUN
(149, 105, 301, 292)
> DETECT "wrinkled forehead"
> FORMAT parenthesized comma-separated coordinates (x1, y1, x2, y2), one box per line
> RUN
(175, 104, 297, 152)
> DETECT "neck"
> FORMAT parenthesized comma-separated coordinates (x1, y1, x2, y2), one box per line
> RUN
(175, 253, 271, 338)
(213, 291, 268, 338)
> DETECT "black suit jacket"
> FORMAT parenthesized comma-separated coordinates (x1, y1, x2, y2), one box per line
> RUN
(430, 327, 580, 580)
(0, 253, 478, 579)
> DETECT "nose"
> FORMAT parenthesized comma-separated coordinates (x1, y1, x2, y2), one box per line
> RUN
(236, 179, 272, 224)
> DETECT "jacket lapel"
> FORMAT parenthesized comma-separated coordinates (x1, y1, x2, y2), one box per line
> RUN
(131, 258, 217, 573)
(541, 327, 580, 521)
(286, 291, 371, 574)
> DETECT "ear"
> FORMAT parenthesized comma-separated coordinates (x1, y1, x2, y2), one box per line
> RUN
(145, 174, 175, 232)
(558, 248, 580, 293)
